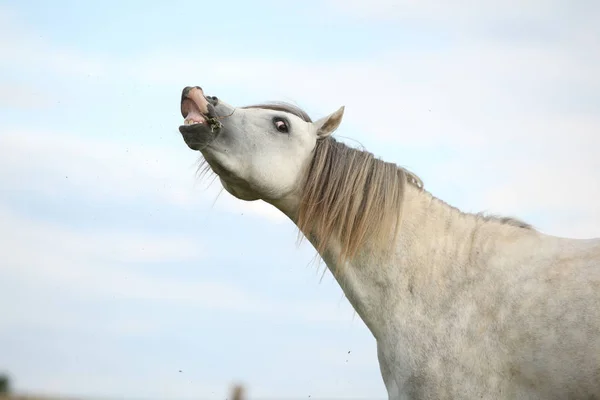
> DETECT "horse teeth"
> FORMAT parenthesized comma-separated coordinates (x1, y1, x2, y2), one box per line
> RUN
(184, 118, 205, 126)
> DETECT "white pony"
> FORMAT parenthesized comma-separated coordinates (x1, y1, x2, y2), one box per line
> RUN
(176, 86, 600, 400)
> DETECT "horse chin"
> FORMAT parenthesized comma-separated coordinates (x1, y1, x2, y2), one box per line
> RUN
(178, 123, 215, 151)
(220, 177, 260, 201)
(198, 153, 257, 201)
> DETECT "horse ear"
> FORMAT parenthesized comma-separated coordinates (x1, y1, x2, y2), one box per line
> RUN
(314, 106, 345, 139)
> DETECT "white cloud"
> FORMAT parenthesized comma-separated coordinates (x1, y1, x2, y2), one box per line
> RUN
(215, 192, 290, 224)
(0, 206, 210, 297)
(418, 110, 600, 239)
(327, 0, 556, 20)
(0, 128, 193, 204)
(0, 83, 53, 109)
(0, 128, 289, 223)
(0, 8, 107, 77)
(0, 205, 356, 325)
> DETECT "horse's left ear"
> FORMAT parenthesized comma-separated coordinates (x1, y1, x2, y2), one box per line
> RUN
(314, 106, 345, 139)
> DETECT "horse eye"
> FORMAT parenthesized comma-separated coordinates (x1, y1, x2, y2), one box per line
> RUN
(274, 118, 289, 133)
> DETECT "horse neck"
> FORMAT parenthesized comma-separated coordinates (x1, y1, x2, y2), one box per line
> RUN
(271, 183, 537, 339)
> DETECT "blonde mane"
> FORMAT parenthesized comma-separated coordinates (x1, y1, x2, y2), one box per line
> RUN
(242, 103, 424, 264)
(297, 136, 423, 265)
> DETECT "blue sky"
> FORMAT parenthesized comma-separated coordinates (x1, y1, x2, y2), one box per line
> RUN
(0, 1, 599, 399)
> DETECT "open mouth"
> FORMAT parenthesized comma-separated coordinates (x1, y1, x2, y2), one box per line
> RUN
(179, 86, 212, 132)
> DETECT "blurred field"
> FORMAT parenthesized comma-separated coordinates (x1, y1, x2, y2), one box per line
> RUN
(0, 384, 246, 400)
(1, 396, 84, 400)
(1, 397, 79, 400)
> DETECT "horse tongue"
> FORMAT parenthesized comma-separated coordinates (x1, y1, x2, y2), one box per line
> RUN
(185, 109, 207, 124)
(181, 86, 211, 123)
